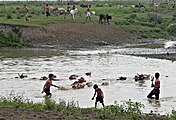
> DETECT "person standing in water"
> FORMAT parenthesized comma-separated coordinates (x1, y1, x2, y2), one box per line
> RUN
(92, 84, 105, 108)
(147, 72, 161, 100)
(42, 74, 55, 98)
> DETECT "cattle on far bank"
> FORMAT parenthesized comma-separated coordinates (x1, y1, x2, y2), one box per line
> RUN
(131, 3, 145, 8)
(99, 14, 112, 24)
(53, 7, 78, 19)
(80, 4, 91, 8)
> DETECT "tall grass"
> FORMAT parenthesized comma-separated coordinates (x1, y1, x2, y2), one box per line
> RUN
(0, 96, 170, 120)
(0, 29, 31, 47)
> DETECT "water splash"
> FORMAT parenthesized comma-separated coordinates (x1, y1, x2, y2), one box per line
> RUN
(164, 41, 176, 49)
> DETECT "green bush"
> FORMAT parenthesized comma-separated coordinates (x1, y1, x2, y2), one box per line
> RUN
(170, 110, 176, 120)
(126, 13, 137, 23)
(0, 30, 30, 47)
(167, 23, 176, 36)
(0, 14, 5, 17)
(128, 13, 137, 19)
(16, 16, 21, 19)
(6, 14, 12, 19)
(148, 13, 162, 24)
(173, 13, 176, 18)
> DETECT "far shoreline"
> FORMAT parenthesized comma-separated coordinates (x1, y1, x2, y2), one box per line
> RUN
(0, 23, 176, 61)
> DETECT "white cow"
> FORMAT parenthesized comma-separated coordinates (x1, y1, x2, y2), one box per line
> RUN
(70, 8, 78, 19)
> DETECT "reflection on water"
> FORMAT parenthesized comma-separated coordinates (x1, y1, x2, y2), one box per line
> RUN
(0, 48, 176, 115)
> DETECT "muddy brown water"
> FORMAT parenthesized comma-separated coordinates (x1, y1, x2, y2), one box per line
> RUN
(0, 46, 176, 115)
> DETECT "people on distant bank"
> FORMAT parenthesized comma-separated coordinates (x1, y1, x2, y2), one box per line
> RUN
(45, 4, 51, 18)
(23, 5, 29, 21)
(86, 6, 92, 22)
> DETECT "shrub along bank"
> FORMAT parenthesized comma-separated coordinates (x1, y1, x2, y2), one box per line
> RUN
(0, 96, 172, 120)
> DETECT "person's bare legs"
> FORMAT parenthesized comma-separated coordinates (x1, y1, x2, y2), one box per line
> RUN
(95, 101, 97, 108)
(102, 102, 105, 107)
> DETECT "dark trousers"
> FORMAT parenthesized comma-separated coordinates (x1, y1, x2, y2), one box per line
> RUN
(44, 88, 51, 96)
(46, 12, 50, 17)
(147, 88, 160, 100)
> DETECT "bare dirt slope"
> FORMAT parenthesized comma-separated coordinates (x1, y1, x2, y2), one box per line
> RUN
(0, 23, 138, 49)
(37, 23, 137, 48)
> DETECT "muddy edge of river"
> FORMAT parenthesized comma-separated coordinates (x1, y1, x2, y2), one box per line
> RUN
(1, 23, 176, 61)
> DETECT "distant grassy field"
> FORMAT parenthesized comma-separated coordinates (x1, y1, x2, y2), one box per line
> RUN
(0, 1, 176, 39)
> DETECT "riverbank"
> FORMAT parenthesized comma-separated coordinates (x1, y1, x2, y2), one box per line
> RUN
(1, 23, 176, 61)
(0, 97, 169, 120)
(0, 23, 139, 49)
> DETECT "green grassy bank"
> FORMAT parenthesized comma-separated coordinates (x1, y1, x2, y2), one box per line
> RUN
(0, 96, 173, 120)
(0, 1, 176, 47)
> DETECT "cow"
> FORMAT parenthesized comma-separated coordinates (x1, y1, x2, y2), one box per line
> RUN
(80, 4, 91, 8)
(53, 7, 78, 20)
(99, 14, 112, 25)
(70, 8, 78, 19)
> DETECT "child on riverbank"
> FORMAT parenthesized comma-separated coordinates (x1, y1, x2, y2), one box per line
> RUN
(92, 84, 105, 108)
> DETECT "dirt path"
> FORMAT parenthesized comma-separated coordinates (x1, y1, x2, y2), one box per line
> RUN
(0, 108, 63, 120)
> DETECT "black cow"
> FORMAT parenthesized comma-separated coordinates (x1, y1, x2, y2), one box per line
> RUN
(80, 4, 91, 8)
(135, 3, 145, 8)
(99, 14, 112, 25)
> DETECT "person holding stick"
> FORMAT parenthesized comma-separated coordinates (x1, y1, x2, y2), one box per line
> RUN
(147, 72, 160, 100)
(42, 73, 56, 98)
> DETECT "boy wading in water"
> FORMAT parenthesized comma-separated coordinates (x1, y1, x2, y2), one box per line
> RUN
(147, 72, 160, 100)
(42, 74, 55, 98)
(92, 84, 105, 108)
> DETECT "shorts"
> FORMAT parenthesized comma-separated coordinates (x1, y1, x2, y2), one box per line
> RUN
(96, 96, 104, 103)
(25, 13, 29, 18)
(46, 12, 50, 17)
(147, 88, 160, 100)
(67, 10, 70, 13)
(44, 88, 51, 96)
(86, 12, 91, 17)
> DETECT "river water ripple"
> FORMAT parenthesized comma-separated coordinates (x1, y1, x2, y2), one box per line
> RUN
(0, 47, 176, 114)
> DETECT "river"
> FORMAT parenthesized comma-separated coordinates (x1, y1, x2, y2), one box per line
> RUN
(0, 46, 176, 115)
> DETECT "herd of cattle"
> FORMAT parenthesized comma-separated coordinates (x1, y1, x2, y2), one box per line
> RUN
(51, 2, 156, 24)
(16, 72, 151, 90)
(52, 6, 112, 24)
